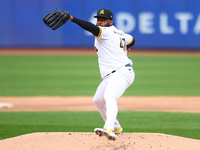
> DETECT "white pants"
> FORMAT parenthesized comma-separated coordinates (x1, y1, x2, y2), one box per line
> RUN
(93, 65, 135, 131)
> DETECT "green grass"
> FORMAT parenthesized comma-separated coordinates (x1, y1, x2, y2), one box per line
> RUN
(131, 56, 200, 95)
(0, 55, 200, 96)
(0, 55, 100, 96)
(0, 111, 199, 140)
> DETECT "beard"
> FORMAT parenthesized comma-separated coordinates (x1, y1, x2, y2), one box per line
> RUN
(104, 22, 110, 27)
(96, 22, 111, 27)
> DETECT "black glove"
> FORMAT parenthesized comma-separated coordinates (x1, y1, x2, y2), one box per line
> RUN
(43, 10, 70, 30)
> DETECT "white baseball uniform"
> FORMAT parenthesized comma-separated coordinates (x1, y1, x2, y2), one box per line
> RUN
(93, 26, 135, 131)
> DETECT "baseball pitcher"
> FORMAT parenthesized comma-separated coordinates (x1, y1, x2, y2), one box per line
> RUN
(43, 8, 135, 140)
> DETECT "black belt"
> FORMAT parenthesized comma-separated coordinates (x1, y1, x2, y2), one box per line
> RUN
(105, 63, 132, 78)
(125, 63, 132, 67)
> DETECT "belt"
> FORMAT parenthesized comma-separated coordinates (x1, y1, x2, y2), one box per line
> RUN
(104, 63, 132, 79)
(125, 63, 132, 67)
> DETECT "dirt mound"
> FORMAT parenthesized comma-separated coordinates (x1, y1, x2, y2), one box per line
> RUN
(1, 132, 199, 150)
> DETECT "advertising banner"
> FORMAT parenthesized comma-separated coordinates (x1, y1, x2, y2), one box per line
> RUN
(0, 0, 199, 49)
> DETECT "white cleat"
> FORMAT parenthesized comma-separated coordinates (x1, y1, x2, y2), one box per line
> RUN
(114, 127, 123, 134)
(94, 128, 116, 140)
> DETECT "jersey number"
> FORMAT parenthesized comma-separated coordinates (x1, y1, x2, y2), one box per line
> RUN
(120, 37, 126, 52)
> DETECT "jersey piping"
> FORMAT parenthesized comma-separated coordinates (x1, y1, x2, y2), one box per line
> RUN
(128, 36, 134, 45)
(97, 27, 102, 38)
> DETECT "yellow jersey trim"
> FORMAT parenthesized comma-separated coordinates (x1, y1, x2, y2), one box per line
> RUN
(128, 36, 134, 45)
(97, 27, 102, 38)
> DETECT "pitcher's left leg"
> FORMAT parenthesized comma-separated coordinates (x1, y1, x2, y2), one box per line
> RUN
(103, 72, 131, 131)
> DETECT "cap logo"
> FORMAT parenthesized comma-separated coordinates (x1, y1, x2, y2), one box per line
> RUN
(99, 9, 104, 14)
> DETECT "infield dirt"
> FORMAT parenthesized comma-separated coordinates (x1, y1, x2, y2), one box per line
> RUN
(0, 96, 200, 150)
(1, 132, 200, 150)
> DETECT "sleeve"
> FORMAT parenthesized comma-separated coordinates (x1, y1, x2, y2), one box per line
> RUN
(72, 17, 101, 37)
(124, 33, 135, 48)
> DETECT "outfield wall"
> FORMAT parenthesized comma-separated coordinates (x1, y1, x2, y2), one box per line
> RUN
(0, 0, 200, 50)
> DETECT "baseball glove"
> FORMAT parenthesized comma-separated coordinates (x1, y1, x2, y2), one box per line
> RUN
(43, 10, 70, 30)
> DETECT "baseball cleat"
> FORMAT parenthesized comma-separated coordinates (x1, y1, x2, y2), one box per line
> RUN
(114, 127, 123, 134)
(94, 128, 116, 140)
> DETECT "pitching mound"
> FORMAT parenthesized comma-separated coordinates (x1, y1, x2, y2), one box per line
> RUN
(1, 132, 200, 150)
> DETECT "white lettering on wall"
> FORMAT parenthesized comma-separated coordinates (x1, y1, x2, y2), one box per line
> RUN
(86, 11, 200, 36)
(194, 14, 200, 34)
(139, 12, 155, 34)
(175, 12, 193, 34)
(160, 12, 174, 34)
(116, 12, 136, 33)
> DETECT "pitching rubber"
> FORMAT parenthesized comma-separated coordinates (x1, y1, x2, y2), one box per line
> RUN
(0, 103, 13, 109)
